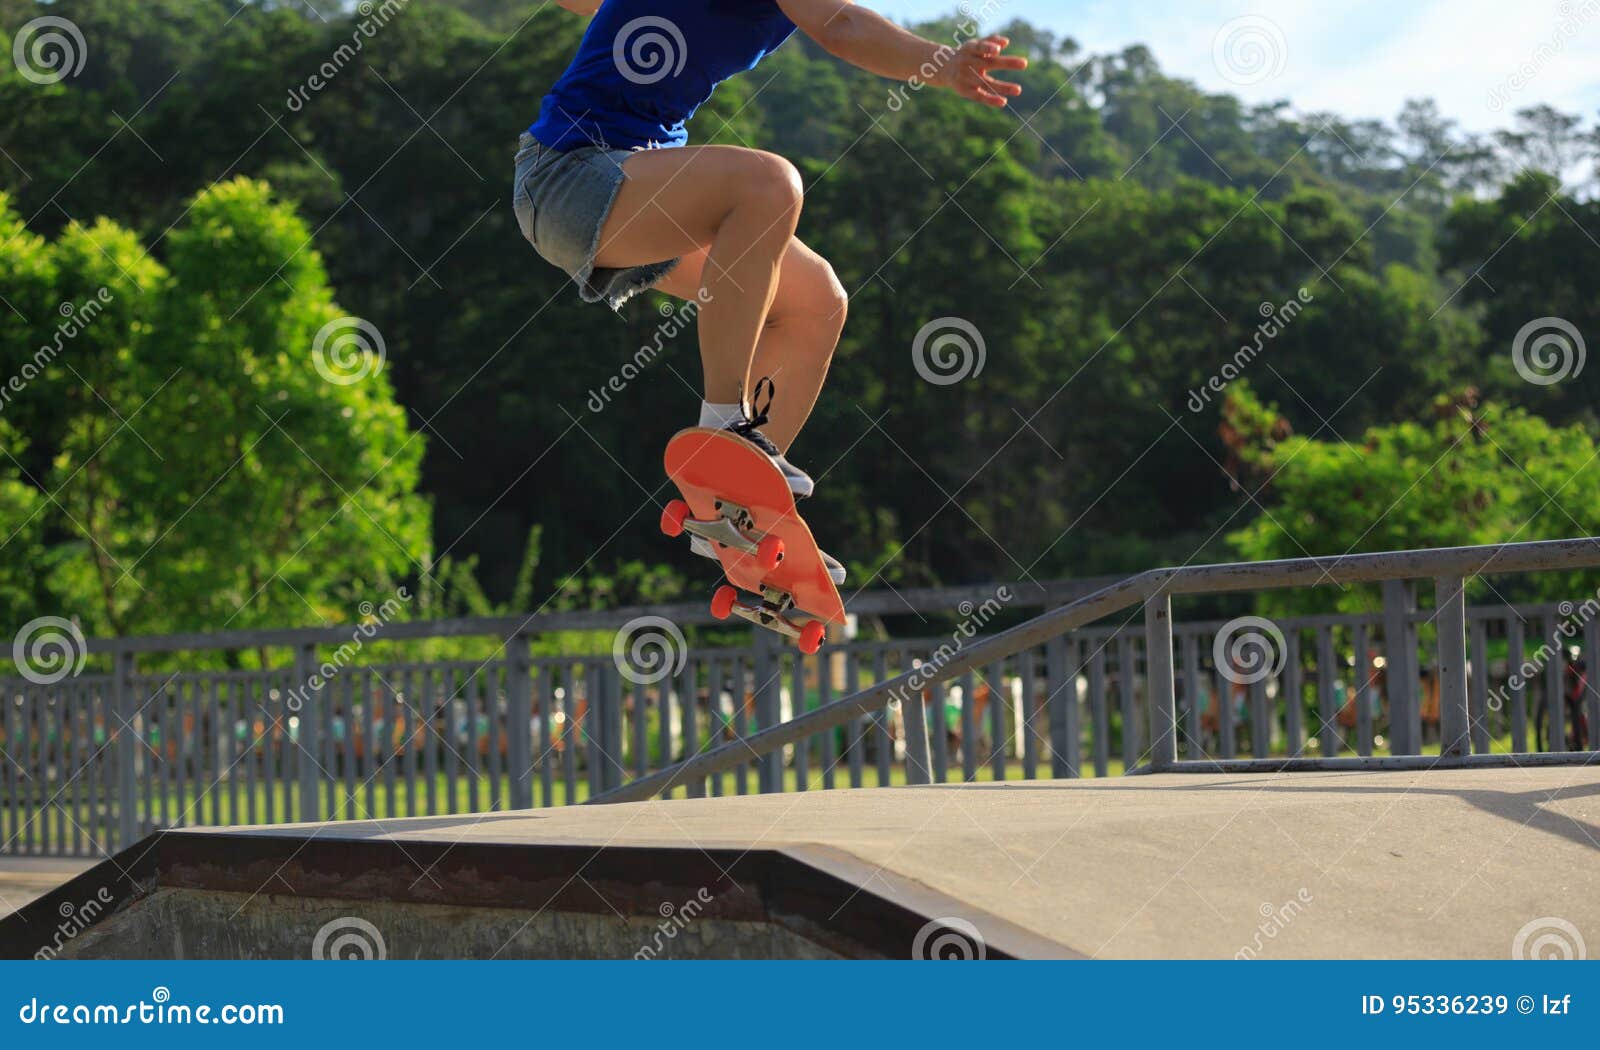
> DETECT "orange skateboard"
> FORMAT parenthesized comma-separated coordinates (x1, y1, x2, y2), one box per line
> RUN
(660, 428, 845, 654)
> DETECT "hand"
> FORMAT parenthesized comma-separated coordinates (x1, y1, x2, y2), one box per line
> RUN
(936, 35, 1027, 108)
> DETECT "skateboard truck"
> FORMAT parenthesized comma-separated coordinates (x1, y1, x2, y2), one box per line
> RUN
(660, 498, 785, 573)
(711, 584, 827, 654)
(660, 499, 824, 654)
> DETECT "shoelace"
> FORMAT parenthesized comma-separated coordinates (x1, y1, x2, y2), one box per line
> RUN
(727, 376, 781, 456)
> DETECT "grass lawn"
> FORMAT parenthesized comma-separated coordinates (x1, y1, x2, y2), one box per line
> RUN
(0, 755, 1131, 855)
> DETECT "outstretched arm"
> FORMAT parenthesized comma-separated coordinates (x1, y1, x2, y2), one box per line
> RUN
(778, 0, 1026, 107)
(555, 0, 601, 15)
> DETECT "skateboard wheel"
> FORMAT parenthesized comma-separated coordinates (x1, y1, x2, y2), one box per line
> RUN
(798, 620, 826, 655)
(756, 535, 785, 572)
(710, 585, 738, 621)
(661, 499, 691, 538)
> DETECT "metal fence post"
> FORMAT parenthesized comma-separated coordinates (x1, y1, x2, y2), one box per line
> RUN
(586, 663, 604, 799)
(113, 648, 139, 850)
(1045, 635, 1075, 776)
(1353, 624, 1373, 757)
(605, 659, 626, 792)
(1507, 617, 1528, 752)
(1543, 611, 1567, 753)
(294, 643, 322, 823)
(1115, 631, 1139, 770)
(1586, 616, 1600, 756)
(1181, 632, 1202, 760)
(1143, 591, 1177, 770)
(1469, 618, 1490, 754)
(1316, 627, 1338, 757)
(506, 633, 535, 810)
(753, 631, 782, 793)
(1282, 630, 1304, 756)
(1435, 576, 1470, 758)
(680, 658, 703, 799)
(899, 682, 933, 786)
(1382, 579, 1419, 754)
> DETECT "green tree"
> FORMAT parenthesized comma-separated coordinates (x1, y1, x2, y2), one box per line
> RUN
(0, 420, 45, 624)
(1494, 104, 1590, 181)
(1, 0, 1590, 607)
(0, 178, 431, 641)
(1228, 384, 1600, 609)
(1442, 172, 1600, 428)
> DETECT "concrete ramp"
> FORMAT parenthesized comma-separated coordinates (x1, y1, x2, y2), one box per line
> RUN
(4, 768, 1597, 959)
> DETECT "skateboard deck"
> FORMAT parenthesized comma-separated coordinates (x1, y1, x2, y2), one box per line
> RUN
(661, 428, 845, 652)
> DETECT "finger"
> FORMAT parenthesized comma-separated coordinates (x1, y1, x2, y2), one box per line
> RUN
(972, 66, 1024, 92)
(980, 74, 1024, 98)
(962, 70, 1008, 107)
(975, 34, 1028, 70)
(968, 61, 1024, 102)
(981, 54, 1029, 72)
(973, 35, 1009, 58)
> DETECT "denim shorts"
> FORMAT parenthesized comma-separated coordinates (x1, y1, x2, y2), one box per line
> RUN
(512, 133, 679, 311)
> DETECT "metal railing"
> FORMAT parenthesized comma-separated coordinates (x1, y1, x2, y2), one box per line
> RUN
(0, 576, 1119, 857)
(3, 538, 1599, 856)
(590, 537, 1600, 803)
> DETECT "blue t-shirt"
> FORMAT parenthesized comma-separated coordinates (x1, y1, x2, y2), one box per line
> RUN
(529, 1, 797, 151)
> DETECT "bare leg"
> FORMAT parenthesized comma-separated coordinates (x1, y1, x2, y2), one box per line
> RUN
(654, 239, 847, 452)
(594, 146, 805, 405)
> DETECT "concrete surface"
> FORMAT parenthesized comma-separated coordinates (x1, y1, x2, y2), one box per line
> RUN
(186, 767, 1600, 959)
(0, 858, 97, 920)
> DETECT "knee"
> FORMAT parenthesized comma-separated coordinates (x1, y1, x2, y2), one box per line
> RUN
(815, 259, 848, 333)
(740, 152, 805, 224)
(770, 256, 848, 344)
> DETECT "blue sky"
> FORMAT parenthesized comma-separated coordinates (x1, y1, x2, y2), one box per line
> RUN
(873, 0, 1600, 133)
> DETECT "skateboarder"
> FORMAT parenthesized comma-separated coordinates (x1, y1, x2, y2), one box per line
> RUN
(515, 1, 1027, 583)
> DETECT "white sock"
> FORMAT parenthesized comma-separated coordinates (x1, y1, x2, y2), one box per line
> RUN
(698, 400, 745, 429)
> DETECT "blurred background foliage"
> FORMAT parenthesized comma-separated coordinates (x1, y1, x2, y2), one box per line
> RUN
(1, 0, 1598, 653)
